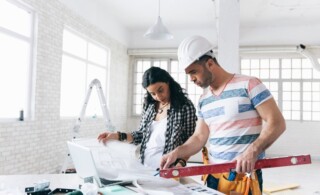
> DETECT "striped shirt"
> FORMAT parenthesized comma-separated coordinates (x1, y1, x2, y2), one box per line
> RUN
(197, 74, 272, 164)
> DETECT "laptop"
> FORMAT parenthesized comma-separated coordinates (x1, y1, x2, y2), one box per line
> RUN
(67, 141, 130, 187)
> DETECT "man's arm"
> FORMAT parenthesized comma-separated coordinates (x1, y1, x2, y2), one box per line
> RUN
(160, 119, 210, 169)
(235, 98, 286, 173)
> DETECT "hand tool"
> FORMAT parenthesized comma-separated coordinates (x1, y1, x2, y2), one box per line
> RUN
(160, 155, 311, 178)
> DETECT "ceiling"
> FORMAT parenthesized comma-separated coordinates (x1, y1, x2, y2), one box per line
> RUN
(95, 0, 320, 29)
(60, 0, 320, 48)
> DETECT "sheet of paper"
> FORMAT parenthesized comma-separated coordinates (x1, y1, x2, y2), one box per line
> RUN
(73, 138, 178, 188)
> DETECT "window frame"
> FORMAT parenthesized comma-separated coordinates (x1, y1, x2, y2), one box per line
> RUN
(131, 57, 202, 116)
(60, 27, 110, 118)
(240, 52, 320, 121)
(0, 0, 36, 121)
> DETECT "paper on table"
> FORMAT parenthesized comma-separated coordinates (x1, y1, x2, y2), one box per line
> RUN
(72, 138, 224, 194)
(72, 138, 138, 162)
(72, 138, 179, 188)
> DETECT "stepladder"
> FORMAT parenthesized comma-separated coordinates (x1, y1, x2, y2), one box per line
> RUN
(60, 79, 114, 173)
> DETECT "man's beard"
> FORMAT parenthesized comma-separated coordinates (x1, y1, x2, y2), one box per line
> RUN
(199, 68, 213, 88)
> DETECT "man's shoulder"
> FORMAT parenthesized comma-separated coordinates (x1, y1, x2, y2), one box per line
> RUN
(234, 74, 257, 81)
(231, 74, 263, 89)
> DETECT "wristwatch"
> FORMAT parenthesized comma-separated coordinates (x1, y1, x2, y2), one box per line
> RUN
(117, 132, 127, 141)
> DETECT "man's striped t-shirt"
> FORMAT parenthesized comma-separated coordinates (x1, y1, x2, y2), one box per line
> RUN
(197, 74, 272, 164)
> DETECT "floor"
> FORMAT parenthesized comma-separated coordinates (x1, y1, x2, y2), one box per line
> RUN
(188, 159, 320, 195)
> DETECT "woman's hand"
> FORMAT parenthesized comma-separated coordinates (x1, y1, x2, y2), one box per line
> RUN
(97, 131, 118, 144)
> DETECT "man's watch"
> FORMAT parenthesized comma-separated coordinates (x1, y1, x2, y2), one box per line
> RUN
(117, 132, 127, 141)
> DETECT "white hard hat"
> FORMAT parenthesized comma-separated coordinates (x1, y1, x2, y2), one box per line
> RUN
(178, 35, 214, 70)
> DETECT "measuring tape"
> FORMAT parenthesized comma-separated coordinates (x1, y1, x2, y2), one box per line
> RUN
(160, 154, 311, 178)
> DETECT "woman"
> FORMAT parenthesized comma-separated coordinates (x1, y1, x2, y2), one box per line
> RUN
(98, 66, 197, 169)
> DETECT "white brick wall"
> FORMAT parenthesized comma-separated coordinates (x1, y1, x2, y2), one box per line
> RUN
(0, 0, 129, 174)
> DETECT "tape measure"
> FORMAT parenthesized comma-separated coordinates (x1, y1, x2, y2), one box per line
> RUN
(160, 154, 311, 178)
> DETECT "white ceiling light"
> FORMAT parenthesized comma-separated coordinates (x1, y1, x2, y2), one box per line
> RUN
(144, 0, 173, 40)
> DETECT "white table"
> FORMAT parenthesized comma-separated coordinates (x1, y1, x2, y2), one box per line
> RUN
(0, 174, 212, 195)
(0, 174, 83, 194)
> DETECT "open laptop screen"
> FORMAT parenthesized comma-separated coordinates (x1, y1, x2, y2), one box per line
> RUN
(67, 141, 125, 187)
(67, 141, 102, 186)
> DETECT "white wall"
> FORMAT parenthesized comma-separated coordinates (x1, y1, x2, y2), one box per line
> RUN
(57, 0, 129, 46)
(0, 0, 129, 174)
(267, 121, 320, 160)
(240, 24, 320, 46)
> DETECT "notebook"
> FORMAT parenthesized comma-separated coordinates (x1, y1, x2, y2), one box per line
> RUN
(67, 141, 130, 187)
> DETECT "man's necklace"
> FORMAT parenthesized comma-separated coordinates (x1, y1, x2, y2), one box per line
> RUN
(157, 102, 169, 114)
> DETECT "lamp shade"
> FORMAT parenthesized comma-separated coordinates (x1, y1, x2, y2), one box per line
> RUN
(144, 16, 173, 40)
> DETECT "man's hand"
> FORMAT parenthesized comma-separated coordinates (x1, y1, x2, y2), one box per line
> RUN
(97, 131, 118, 144)
(160, 149, 179, 169)
(234, 145, 258, 173)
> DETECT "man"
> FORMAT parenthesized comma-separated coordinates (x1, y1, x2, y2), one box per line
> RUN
(160, 35, 286, 192)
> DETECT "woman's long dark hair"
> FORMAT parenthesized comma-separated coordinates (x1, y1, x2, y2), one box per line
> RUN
(142, 66, 189, 110)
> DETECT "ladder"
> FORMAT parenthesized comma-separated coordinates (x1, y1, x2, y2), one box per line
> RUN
(60, 79, 114, 173)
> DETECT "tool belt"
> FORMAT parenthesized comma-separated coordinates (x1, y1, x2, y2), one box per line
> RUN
(201, 147, 261, 195)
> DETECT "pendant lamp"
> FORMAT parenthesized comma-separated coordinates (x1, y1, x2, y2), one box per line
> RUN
(144, 0, 173, 40)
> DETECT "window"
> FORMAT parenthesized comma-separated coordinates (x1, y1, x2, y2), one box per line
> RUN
(0, 0, 35, 120)
(60, 29, 109, 117)
(241, 57, 320, 121)
(132, 58, 202, 115)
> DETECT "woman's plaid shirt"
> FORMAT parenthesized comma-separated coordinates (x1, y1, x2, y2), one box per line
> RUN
(131, 99, 197, 164)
